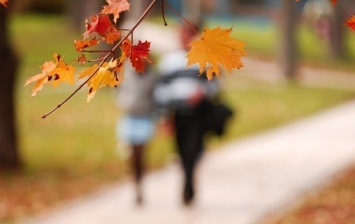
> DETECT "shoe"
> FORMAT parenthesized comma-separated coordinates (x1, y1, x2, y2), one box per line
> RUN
(183, 182, 194, 205)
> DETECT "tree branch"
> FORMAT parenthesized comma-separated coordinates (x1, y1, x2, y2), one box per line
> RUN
(42, 0, 158, 119)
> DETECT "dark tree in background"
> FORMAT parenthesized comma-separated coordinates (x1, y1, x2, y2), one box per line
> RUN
(330, 0, 346, 59)
(279, 0, 298, 80)
(67, 0, 105, 31)
(0, 6, 20, 170)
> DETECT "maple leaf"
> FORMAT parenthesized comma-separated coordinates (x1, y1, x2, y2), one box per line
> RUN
(83, 14, 121, 44)
(345, 15, 355, 31)
(101, 0, 130, 23)
(111, 38, 131, 78)
(51, 60, 76, 87)
(121, 38, 132, 57)
(77, 54, 88, 64)
(186, 27, 245, 80)
(0, 0, 8, 7)
(130, 40, 153, 73)
(24, 58, 57, 96)
(25, 54, 76, 96)
(74, 38, 99, 51)
(79, 60, 118, 102)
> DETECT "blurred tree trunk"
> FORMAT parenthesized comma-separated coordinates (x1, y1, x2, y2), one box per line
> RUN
(182, 0, 201, 18)
(279, 0, 298, 80)
(0, 7, 21, 170)
(126, 0, 146, 21)
(329, 0, 346, 59)
(67, 0, 105, 31)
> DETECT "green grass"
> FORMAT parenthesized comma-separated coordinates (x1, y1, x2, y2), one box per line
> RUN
(220, 76, 355, 142)
(2, 13, 355, 222)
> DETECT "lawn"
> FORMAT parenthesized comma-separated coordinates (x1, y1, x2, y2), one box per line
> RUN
(1, 13, 355, 223)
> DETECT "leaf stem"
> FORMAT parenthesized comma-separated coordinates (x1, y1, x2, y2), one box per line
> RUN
(162, 1, 199, 35)
(161, 0, 168, 26)
(81, 50, 112, 53)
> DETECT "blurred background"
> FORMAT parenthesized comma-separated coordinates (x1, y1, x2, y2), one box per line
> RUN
(0, 0, 354, 223)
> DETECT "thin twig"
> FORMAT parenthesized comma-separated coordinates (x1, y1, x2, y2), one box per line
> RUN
(80, 50, 112, 53)
(42, 0, 158, 119)
(162, 1, 199, 35)
(41, 59, 106, 119)
(161, 0, 168, 26)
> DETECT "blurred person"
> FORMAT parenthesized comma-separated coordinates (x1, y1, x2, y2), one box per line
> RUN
(116, 63, 157, 205)
(154, 20, 233, 205)
(303, 0, 333, 46)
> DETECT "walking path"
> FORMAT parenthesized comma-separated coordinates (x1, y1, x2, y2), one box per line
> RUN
(22, 99, 355, 224)
(22, 22, 355, 224)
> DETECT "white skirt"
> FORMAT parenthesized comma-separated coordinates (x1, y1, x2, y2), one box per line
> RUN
(117, 115, 154, 145)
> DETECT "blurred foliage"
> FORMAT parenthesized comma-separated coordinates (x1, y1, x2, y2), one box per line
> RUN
(13, 0, 65, 13)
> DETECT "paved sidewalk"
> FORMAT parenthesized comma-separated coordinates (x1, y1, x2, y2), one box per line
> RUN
(22, 100, 355, 224)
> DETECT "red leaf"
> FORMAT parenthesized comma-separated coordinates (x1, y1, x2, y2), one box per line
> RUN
(130, 40, 153, 73)
(77, 54, 88, 65)
(0, 0, 8, 7)
(83, 14, 121, 44)
(345, 15, 355, 31)
(331, 0, 337, 5)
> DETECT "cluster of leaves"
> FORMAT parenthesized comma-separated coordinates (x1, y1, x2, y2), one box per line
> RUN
(17, 0, 244, 118)
(25, 3, 155, 103)
(0, 0, 351, 117)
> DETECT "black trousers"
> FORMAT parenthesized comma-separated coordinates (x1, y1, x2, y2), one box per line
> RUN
(173, 100, 214, 202)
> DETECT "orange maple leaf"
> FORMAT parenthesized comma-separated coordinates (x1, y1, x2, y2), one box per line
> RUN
(77, 54, 87, 64)
(101, 0, 130, 23)
(186, 27, 245, 80)
(121, 38, 132, 57)
(345, 15, 355, 31)
(74, 38, 99, 51)
(83, 14, 121, 44)
(113, 38, 131, 75)
(130, 40, 153, 73)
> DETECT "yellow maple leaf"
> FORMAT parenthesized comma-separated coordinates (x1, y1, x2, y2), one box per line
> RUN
(51, 60, 76, 87)
(79, 59, 118, 102)
(24, 73, 49, 96)
(186, 27, 245, 80)
(25, 54, 76, 96)
(79, 64, 99, 79)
